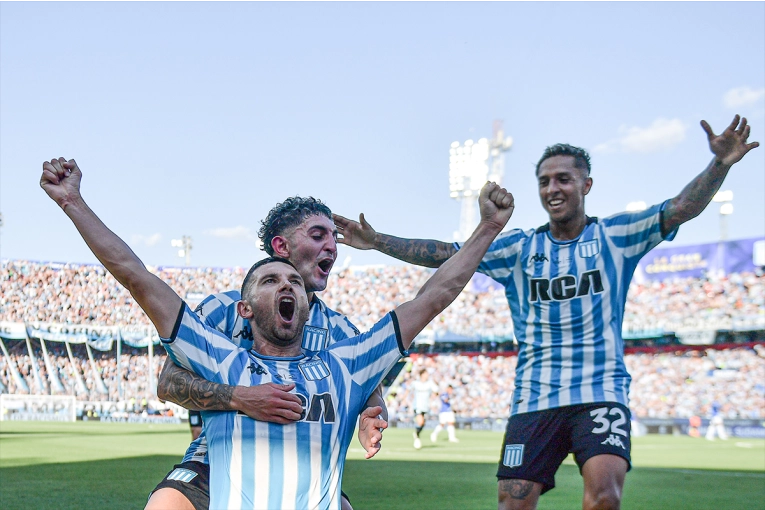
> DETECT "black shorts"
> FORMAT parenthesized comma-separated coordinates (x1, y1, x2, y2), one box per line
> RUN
(149, 460, 352, 510)
(496, 402, 632, 494)
(189, 410, 202, 428)
(149, 461, 210, 510)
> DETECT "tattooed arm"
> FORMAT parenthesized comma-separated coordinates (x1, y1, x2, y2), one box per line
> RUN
(333, 212, 457, 268)
(662, 115, 759, 237)
(157, 358, 304, 424)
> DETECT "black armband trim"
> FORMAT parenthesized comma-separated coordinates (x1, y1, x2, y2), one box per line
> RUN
(162, 302, 186, 344)
(389, 310, 408, 356)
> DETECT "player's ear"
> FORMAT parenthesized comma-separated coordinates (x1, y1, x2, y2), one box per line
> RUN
(583, 176, 593, 196)
(271, 236, 290, 258)
(237, 300, 254, 319)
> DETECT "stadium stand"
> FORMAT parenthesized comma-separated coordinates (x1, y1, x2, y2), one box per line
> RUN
(1, 259, 764, 424)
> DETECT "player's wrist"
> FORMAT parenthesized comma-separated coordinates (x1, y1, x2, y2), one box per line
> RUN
(228, 385, 245, 412)
(476, 219, 505, 235)
(60, 193, 87, 214)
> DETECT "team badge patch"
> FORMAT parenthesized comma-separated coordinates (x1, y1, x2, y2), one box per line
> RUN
(579, 239, 600, 258)
(167, 468, 198, 483)
(503, 444, 525, 468)
(302, 325, 329, 352)
(299, 358, 331, 381)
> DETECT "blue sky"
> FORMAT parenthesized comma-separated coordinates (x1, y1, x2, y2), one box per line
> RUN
(1, 2, 763, 269)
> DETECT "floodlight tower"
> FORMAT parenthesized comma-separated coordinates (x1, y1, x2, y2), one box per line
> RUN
(449, 121, 513, 241)
(712, 190, 733, 241)
(171, 235, 193, 266)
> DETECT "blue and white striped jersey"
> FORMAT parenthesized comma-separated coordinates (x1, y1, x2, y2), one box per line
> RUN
(455, 202, 676, 416)
(163, 304, 406, 510)
(181, 291, 361, 465)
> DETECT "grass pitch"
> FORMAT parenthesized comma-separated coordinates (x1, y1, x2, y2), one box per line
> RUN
(1, 421, 763, 509)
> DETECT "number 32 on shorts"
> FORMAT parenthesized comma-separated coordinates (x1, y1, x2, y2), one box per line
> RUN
(590, 406, 628, 436)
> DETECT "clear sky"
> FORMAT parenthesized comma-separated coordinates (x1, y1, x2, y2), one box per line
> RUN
(1, 2, 763, 269)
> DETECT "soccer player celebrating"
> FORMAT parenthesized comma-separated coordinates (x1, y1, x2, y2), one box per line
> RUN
(332, 115, 758, 510)
(39, 159, 514, 510)
(148, 197, 386, 510)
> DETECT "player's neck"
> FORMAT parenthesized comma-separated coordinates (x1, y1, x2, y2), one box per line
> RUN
(251, 333, 303, 358)
(549, 213, 587, 241)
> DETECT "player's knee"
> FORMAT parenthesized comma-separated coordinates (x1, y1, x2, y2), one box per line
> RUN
(498, 479, 541, 510)
(583, 486, 622, 510)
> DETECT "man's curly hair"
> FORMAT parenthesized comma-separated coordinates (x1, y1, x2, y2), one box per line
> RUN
(258, 197, 332, 256)
(536, 143, 591, 177)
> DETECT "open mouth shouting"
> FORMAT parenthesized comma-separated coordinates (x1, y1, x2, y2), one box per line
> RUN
(278, 295, 296, 324)
(317, 256, 334, 276)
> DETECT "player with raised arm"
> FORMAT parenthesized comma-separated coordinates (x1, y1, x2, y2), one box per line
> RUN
(148, 197, 386, 510)
(333, 116, 758, 510)
(39, 159, 513, 509)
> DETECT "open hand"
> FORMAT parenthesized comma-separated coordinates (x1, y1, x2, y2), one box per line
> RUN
(357, 405, 388, 459)
(702, 115, 759, 167)
(231, 383, 304, 424)
(333, 213, 378, 250)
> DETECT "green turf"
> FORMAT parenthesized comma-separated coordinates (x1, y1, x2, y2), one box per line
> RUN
(1, 421, 763, 509)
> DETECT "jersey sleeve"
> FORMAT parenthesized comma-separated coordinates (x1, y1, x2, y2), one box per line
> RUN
(600, 200, 677, 260)
(453, 228, 527, 286)
(194, 290, 252, 349)
(162, 303, 247, 385)
(326, 307, 360, 339)
(327, 312, 406, 400)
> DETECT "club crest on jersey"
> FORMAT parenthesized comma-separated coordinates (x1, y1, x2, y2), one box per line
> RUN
(579, 239, 599, 258)
(302, 325, 329, 352)
(503, 444, 524, 468)
(299, 358, 330, 381)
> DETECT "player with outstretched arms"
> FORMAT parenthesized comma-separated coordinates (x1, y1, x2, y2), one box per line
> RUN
(148, 196, 386, 510)
(333, 116, 758, 510)
(39, 160, 513, 510)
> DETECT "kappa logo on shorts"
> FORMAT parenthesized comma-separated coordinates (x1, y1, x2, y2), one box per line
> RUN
(167, 468, 198, 483)
(601, 434, 626, 450)
(503, 444, 525, 468)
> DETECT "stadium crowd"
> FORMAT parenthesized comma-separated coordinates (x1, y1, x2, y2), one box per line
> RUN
(624, 271, 765, 335)
(3, 259, 763, 336)
(391, 346, 765, 421)
(2, 259, 764, 420)
(0, 342, 166, 412)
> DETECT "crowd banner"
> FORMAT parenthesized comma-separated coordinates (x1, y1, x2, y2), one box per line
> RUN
(675, 330, 717, 345)
(636, 237, 764, 282)
(119, 325, 160, 348)
(0, 322, 26, 340)
(0, 323, 164, 350)
(22, 323, 117, 351)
